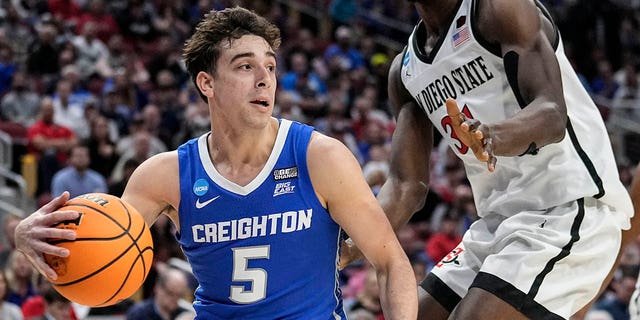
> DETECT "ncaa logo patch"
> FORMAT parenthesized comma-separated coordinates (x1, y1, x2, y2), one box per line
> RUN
(193, 179, 209, 196)
(436, 247, 464, 268)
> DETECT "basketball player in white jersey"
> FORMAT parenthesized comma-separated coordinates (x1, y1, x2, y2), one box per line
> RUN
(341, 0, 634, 319)
(14, 7, 418, 319)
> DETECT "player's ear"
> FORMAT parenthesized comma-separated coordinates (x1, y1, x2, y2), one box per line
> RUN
(196, 71, 214, 98)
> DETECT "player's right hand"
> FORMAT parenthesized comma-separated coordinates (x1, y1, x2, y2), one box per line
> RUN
(445, 98, 497, 172)
(14, 191, 78, 280)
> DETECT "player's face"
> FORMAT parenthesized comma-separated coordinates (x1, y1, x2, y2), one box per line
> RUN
(210, 34, 277, 129)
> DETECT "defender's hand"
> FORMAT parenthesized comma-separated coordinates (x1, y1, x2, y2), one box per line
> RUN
(339, 238, 364, 270)
(445, 98, 497, 172)
(14, 192, 79, 280)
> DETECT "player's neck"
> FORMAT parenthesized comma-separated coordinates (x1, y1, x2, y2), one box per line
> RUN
(207, 117, 278, 169)
(416, 0, 460, 36)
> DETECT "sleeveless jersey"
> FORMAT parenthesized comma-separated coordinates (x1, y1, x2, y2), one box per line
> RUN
(176, 119, 346, 319)
(401, 0, 633, 224)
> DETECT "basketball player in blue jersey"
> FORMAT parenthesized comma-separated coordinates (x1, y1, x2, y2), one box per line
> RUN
(337, 0, 635, 319)
(14, 7, 418, 319)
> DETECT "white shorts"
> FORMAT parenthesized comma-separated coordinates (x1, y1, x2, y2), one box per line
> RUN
(421, 198, 624, 319)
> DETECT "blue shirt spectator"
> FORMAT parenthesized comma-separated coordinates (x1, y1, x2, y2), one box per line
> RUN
(51, 145, 107, 198)
(324, 26, 364, 71)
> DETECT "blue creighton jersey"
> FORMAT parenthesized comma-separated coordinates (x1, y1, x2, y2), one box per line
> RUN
(176, 119, 346, 319)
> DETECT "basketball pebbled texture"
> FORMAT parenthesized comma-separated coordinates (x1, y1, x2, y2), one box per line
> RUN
(44, 193, 154, 307)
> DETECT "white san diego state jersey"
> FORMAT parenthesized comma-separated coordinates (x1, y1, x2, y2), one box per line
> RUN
(401, 0, 633, 224)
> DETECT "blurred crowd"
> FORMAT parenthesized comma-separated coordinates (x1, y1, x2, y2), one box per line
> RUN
(0, 0, 638, 319)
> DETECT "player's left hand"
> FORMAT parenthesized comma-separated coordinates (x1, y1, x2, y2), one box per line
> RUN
(14, 191, 79, 281)
(339, 238, 363, 270)
(445, 98, 497, 172)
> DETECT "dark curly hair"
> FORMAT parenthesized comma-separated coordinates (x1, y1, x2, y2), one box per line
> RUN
(183, 7, 281, 102)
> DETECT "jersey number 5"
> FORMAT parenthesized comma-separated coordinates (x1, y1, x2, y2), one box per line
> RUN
(441, 104, 474, 154)
(230, 245, 270, 304)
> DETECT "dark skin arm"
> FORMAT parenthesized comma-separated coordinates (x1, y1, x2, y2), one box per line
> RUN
(379, 53, 434, 232)
(339, 52, 433, 269)
(448, 0, 567, 172)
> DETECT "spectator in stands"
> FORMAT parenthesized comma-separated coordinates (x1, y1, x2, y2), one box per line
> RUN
(356, 119, 390, 164)
(75, 0, 120, 44)
(0, 42, 17, 96)
(1, 3, 34, 67)
(21, 274, 78, 320)
(72, 21, 110, 79)
(40, 287, 73, 320)
(178, 91, 212, 142)
(0, 269, 22, 320)
(48, 0, 82, 29)
(84, 115, 118, 179)
(115, 114, 166, 157)
(0, 214, 22, 270)
(280, 50, 328, 117)
(145, 34, 188, 88)
(350, 95, 391, 142)
(0, 72, 41, 127)
(58, 65, 91, 107)
(324, 26, 364, 72)
(591, 60, 619, 101)
(110, 131, 155, 182)
(26, 21, 61, 80)
(116, 0, 158, 46)
(273, 90, 306, 123)
(139, 102, 171, 148)
(52, 80, 85, 139)
(345, 268, 383, 319)
(147, 71, 183, 148)
(50, 144, 107, 199)
(4, 251, 36, 307)
(613, 63, 640, 110)
(27, 97, 77, 201)
(152, 1, 191, 42)
(425, 212, 463, 265)
(594, 273, 636, 320)
(126, 267, 190, 320)
(107, 158, 140, 197)
(329, 0, 358, 25)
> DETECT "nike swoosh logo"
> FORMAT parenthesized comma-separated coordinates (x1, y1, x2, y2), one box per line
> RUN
(195, 196, 220, 209)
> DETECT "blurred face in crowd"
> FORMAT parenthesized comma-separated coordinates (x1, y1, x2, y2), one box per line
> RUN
(11, 251, 33, 279)
(155, 269, 189, 316)
(290, 52, 308, 74)
(3, 215, 20, 247)
(56, 81, 72, 101)
(69, 146, 90, 172)
(47, 299, 73, 320)
(40, 98, 55, 124)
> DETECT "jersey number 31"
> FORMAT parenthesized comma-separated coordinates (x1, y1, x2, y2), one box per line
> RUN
(441, 104, 474, 154)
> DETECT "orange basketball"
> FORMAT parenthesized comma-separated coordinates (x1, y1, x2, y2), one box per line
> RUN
(44, 193, 154, 307)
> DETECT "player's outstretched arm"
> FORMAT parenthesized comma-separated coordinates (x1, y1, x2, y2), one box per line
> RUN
(14, 191, 79, 280)
(379, 53, 434, 231)
(308, 132, 418, 319)
(339, 53, 433, 269)
(466, 0, 567, 162)
(122, 151, 181, 228)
